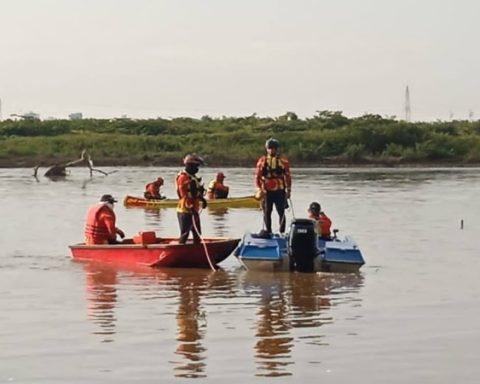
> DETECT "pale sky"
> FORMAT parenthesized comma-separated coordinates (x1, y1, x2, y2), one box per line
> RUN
(1, 0, 479, 121)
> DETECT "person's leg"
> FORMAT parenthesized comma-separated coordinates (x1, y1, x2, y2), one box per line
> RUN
(263, 193, 274, 233)
(273, 190, 287, 233)
(177, 212, 193, 244)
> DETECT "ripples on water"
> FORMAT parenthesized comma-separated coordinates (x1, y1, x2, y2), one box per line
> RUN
(79, 262, 364, 379)
(2, 167, 480, 382)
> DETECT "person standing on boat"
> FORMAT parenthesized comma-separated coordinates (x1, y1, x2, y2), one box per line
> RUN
(176, 154, 207, 244)
(255, 138, 292, 234)
(307, 202, 332, 239)
(206, 172, 229, 199)
(144, 177, 166, 200)
(84, 194, 125, 245)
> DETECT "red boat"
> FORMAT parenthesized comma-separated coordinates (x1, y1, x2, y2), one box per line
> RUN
(69, 231, 240, 269)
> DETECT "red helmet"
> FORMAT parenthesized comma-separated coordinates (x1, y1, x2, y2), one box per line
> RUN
(183, 154, 204, 165)
(216, 172, 225, 180)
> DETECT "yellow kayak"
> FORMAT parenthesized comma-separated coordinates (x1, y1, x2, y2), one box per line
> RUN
(123, 195, 261, 209)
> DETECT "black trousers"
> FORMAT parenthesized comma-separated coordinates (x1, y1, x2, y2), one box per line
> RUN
(177, 211, 201, 244)
(263, 189, 287, 233)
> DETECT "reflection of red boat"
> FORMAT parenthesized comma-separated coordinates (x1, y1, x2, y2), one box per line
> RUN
(69, 233, 240, 269)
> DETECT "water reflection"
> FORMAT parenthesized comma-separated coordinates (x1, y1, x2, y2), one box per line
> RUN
(254, 281, 294, 377)
(207, 207, 229, 237)
(84, 263, 118, 342)
(80, 263, 236, 378)
(207, 206, 229, 216)
(80, 260, 363, 378)
(172, 270, 210, 378)
(239, 271, 363, 377)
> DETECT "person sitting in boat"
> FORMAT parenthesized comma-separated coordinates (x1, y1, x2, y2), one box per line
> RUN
(84, 194, 125, 245)
(206, 172, 229, 199)
(307, 202, 332, 239)
(144, 177, 166, 200)
(255, 138, 292, 234)
(176, 154, 207, 244)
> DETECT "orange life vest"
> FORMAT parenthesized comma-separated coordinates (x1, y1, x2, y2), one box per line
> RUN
(255, 155, 291, 191)
(144, 182, 161, 199)
(175, 171, 204, 213)
(207, 179, 229, 199)
(84, 204, 116, 244)
(309, 212, 332, 238)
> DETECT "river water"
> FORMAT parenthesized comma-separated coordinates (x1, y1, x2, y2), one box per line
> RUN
(1, 166, 479, 383)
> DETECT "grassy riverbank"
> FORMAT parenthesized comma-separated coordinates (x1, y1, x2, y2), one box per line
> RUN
(1, 112, 480, 167)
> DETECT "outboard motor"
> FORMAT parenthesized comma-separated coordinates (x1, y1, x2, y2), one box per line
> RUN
(288, 219, 318, 272)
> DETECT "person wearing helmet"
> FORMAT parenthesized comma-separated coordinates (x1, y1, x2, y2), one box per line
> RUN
(175, 154, 207, 244)
(144, 177, 166, 200)
(206, 172, 230, 199)
(255, 138, 292, 234)
(307, 202, 332, 239)
(84, 194, 125, 245)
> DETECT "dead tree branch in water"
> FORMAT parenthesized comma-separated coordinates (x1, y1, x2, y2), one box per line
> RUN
(86, 154, 118, 177)
(33, 150, 117, 179)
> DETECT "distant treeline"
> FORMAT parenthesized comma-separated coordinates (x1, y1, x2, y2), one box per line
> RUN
(1, 111, 480, 167)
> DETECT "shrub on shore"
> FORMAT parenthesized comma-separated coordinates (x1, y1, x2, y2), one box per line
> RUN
(1, 112, 479, 167)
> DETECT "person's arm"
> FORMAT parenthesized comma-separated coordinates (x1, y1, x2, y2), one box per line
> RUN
(159, 189, 166, 200)
(177, 173, 195, 209)
(255, 157, 264, 189)
(100, 211, 118, 242)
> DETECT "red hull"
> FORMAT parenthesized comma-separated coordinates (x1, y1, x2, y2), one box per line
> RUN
(70, 237, 240, 269)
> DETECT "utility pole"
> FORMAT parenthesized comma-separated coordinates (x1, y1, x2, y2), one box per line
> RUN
(404, 86, 411, 122)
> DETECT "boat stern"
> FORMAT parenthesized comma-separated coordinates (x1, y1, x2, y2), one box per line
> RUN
(234, 233, 289, 272)
(321, 236, 365, 273)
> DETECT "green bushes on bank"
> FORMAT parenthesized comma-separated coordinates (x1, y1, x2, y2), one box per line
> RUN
(0, 112, 479, 166)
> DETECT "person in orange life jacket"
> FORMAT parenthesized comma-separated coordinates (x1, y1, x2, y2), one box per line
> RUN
(255, 138, 292, 234)
(207, 172, 229, 199)
(144, 177, 166, 200)
(307, 202, 332, 239)
(84, 194, 125, 245)
(176, 154, 207, 244)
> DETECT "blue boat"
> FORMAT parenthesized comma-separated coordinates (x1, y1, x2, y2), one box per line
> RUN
(234, 219, 365, 273)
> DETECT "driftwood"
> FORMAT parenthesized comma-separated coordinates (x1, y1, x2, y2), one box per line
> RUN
(86, 154, 118, 177)
(33, 150, 117, 179)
